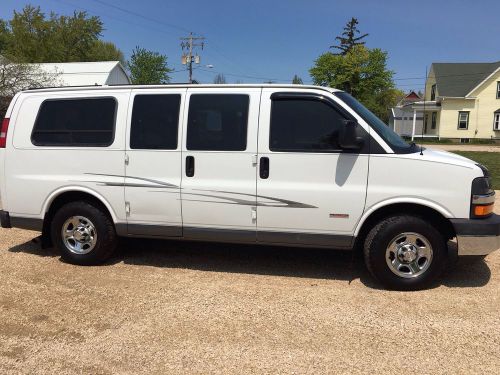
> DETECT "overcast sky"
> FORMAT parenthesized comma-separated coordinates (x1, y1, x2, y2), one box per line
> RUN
(1, 0, 499, 91)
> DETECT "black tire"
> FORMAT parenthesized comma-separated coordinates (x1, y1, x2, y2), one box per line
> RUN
(363, 215, 447, 291)
(50, 201, 117, 265)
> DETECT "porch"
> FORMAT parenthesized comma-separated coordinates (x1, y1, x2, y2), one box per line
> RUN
(394, 101, 441, 140)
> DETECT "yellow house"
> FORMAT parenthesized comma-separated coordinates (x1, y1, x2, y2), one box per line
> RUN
(395, 61, 500, 142)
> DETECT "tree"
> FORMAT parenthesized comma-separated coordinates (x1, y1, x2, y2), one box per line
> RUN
(90, 41, 125, 65)
(310, 45, 400, 122)
(330, 17, 368, 55)
(0, 5, 123, 63)
(127, 47, 172, 84)
(0, 56, 59, 117)
(213, 73, 226, 84)
(0, 20, 8, 53)
(292, 74, 303, 84)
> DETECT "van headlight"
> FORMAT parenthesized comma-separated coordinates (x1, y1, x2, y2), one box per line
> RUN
(471, 164, 495, 218)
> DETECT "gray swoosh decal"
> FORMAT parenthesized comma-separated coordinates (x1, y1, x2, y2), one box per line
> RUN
(91, 182, 173, 189)
(82, 173, 316, 208)
(84, 173, 178, 188)
(191, 189, 317, 208)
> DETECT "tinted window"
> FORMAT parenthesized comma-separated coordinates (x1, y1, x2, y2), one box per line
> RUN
(187, 94, 249, 151)
(270, 98, 345, 152)
(32, 98, 116, 146)
(335, 92, 416, 153)
(130, 94, 181, 150)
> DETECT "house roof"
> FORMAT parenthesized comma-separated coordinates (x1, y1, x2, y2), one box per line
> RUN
(431, 61, 500, 97)
(35, 61, 131, 86)
(405, 91, 421, 100)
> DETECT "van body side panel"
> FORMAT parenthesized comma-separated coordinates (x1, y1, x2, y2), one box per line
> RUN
(363, 153, 480, 225)
(124, 89, 186, 235)
(256, 88, 369, 243)
(5, 91, 129, 221)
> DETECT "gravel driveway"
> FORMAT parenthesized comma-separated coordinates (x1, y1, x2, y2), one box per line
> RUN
(1, 196, 499, 374)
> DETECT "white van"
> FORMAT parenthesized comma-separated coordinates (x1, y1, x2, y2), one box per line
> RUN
(0, 84, 498, 290)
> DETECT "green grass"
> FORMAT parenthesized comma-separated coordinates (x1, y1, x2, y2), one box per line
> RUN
(453, 151, 500, 190)
(402, 137, 453, 144)
(403, 136, 499, 145)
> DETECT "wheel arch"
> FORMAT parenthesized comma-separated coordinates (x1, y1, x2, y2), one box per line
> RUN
(355, 200, 456, 247)
(42, 187, 118, 224)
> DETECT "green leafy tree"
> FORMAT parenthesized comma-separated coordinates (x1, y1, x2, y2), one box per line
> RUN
(127, 47, 172, 84)
(0, 5, 123, 63)
(330, 17, 368, 55)
(310, 45, 400, 122)
(0, 20, 9, 53)
(213, 73, 226, 84)
(90, 41, 125, 65)
(292, 74, 303, 84)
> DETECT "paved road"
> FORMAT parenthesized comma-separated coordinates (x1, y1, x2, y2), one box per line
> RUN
(0, 196, 499, 374)
(423, 144, 500, 152)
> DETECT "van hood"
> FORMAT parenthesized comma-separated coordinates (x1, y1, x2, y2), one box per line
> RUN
(404, 148, 479, 169)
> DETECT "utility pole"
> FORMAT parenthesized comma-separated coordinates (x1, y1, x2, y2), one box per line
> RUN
(180, 32, 205, 83)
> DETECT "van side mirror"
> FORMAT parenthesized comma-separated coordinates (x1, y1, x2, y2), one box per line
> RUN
(339, 119, 364, 150)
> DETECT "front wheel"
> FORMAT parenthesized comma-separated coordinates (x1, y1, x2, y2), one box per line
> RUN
(51, 201, 117, 265)
(363, 215, 447, 290)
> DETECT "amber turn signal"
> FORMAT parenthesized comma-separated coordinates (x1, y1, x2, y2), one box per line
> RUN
(474, 204, 494, 217)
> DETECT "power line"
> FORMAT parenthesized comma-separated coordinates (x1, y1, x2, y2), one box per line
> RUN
(52, 0, 179, 42)
(394, 70, 499, 81)
(197, 68, 313, 84)
(89, 0, 191, 34)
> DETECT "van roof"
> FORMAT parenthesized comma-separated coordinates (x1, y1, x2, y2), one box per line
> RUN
(23, 83, 341, 94)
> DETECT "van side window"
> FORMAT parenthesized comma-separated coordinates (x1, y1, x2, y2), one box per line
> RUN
(270, 98, 346, 152)
(130, 94, 181, 150)
(187, 94, 249, 151)
(32, 98, 116, 146)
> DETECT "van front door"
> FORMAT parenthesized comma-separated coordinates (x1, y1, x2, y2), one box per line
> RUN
(124, 89, 185, 236)
(256, 89, 369, 248)
(180, 88, 260, 241)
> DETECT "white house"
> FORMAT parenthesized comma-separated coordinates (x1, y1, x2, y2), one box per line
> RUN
(36, 61, 131, 86)
(389, 91, 424, 137)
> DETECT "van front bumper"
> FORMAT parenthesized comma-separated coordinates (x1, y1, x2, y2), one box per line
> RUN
(451, 214, 500, 256)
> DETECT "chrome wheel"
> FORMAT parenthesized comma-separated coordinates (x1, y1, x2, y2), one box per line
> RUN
(385, 232, 433, 278)
(61, 216, 97, 255)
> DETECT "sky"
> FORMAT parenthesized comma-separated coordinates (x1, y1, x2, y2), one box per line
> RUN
(1, 0, 499, 92)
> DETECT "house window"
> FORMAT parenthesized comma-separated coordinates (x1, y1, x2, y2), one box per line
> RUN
(457, 111, 469, 130)
(494, 112, 500, 131)
(430, 84, 436, 101)
(431, 112, 437, 129)
(497, 82, 500, 99)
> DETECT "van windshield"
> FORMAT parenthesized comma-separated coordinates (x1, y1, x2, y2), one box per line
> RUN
(334, 91, 417, 153)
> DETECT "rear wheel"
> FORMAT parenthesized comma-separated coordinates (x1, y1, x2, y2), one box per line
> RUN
(51, 201, 117, 265)
(364, 215, 447, 290)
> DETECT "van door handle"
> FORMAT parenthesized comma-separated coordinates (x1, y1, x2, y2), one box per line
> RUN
(259, 157, 269, 179)
(186, 156, 195, 177)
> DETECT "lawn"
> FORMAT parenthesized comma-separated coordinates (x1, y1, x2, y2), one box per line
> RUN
(453, 151, 500, 190)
